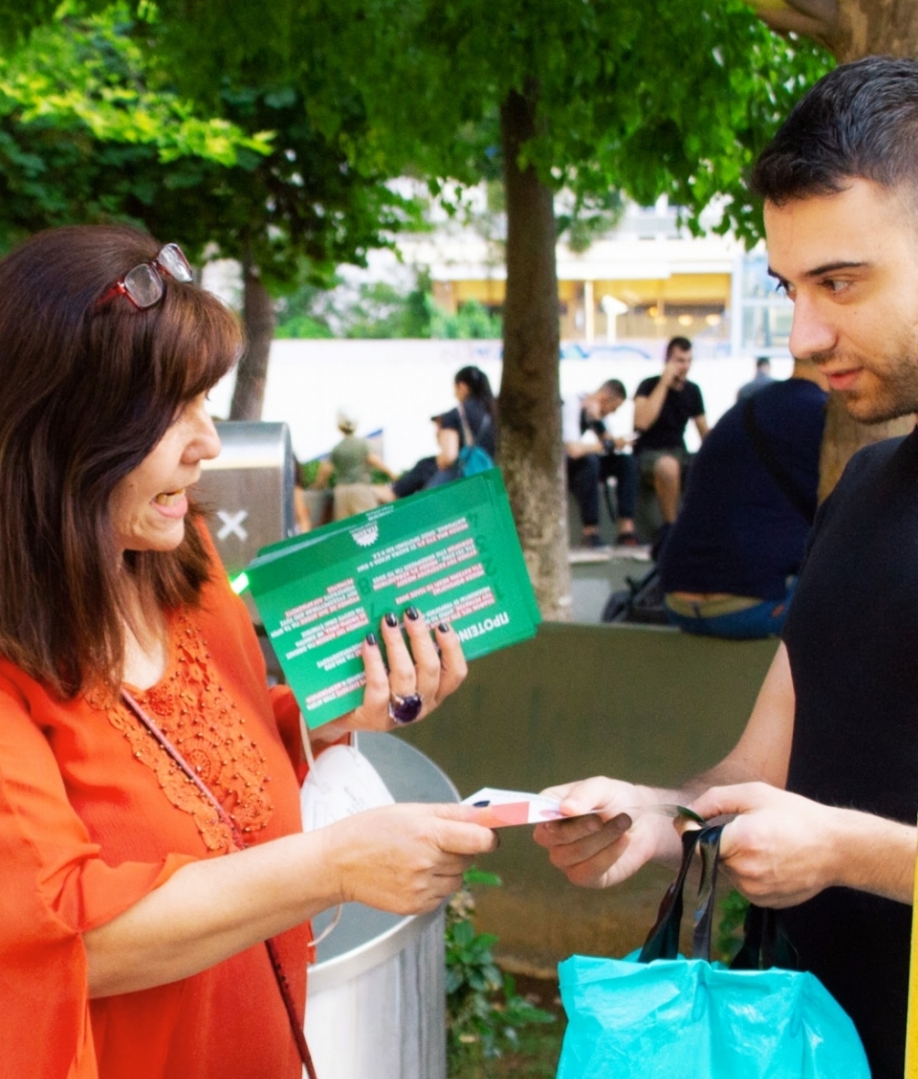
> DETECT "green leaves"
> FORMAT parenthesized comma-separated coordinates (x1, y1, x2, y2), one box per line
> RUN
(0, 4, 426, 291)
(0, 0, 835, 261)
(190, 0, 829, 248)
(0, 6, 273, 249)
(0, 8, 269, 162)
(446, 870, 555, 1067)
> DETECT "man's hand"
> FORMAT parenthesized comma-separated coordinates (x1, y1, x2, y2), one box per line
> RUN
(532, 777, 683, 888)
(688, 782, 916, 908)
(660, 358, 682, 386)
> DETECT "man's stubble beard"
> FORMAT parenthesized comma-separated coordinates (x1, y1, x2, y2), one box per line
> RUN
(842, 365, 918, 425)
(813, 340, 918, 425)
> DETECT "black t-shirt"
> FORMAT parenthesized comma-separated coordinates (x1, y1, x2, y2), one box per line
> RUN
(780, 430, 918, 1079)
(659, 379, 827, 598)
(633, 376, 705, 453)
(439, 401, 496, 457)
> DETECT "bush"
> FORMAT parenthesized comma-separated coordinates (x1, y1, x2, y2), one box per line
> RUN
(446, 869, 555, 1068)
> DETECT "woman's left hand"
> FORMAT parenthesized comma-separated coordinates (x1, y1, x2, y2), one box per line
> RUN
(310, 608, 466, 745)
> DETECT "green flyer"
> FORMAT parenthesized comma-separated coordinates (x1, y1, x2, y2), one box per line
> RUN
(245, 470, 541, 728)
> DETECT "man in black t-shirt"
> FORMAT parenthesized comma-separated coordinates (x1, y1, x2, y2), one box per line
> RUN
(534, 59, 918, 1079)
(633, 336, 708, 529)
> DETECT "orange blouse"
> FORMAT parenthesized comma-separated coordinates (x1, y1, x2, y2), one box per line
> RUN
(0, 553, 310, 1079)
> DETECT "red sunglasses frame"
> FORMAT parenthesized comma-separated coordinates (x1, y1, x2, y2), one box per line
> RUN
(96, 243, 193, 311)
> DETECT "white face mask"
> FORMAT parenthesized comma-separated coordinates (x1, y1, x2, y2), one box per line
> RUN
(300, 743, 395, 832)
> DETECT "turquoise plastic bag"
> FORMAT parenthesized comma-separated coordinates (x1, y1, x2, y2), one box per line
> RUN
(556, 827, 870, 1079)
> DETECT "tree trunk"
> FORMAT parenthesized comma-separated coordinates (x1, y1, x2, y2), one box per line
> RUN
(499, 87, 572, 621)
(749, 0, 918, 60)
(833, 0, 918, 61)
(229, 254, 275, 421)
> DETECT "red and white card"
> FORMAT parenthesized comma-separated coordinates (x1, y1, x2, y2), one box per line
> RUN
(461, 787, 567, 828)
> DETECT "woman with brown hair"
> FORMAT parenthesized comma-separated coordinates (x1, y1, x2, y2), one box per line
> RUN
(0, 225, 495, 1079)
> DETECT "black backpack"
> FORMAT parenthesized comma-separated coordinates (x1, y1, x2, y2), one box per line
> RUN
(601, 565, 669, 625)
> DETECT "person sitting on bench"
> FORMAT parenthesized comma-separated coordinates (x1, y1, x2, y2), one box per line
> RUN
(633, 336, 709, 545)
(563, 379, 638, 547)
(658, 358, 827, 639)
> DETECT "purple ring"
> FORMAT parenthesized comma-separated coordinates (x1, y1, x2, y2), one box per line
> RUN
(388, 692, 423, 725)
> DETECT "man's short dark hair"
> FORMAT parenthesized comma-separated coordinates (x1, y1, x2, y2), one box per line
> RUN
(753, 56, 918, 205)
(756, 356, 771, 370)
(666, 336, 692, 359)
(599, 378, 626, 401)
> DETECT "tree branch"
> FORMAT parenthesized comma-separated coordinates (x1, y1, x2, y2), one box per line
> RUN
(745, 0, 839, 41)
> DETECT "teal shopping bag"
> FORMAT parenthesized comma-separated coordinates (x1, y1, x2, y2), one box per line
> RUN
(556, 827, 870, 1079)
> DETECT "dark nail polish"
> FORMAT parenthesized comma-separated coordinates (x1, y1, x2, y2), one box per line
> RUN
(437, 622, 451, 633)
(405, 606, 420, 621)
(384, 612, 398, 628)
(365, 632, 377, 647)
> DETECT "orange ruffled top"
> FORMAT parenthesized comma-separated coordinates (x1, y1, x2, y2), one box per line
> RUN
(0, 547, 310, 1079)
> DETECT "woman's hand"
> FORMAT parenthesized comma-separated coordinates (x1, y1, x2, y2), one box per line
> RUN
(86, 801, 497, 995)
(320, 802, 498, 915)
(310, 608, 466, 745)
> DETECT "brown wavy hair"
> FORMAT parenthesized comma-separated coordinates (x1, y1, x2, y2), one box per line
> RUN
(0, 225, 243, 698)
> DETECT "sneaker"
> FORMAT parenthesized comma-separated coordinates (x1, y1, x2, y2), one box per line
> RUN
(616, 532, 639, 548)
(581, 532, 604, 548)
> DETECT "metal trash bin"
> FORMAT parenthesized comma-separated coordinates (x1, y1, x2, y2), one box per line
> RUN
(305, 731, 456, 1079)
(197, 421, 296, 677)
(197, 420, 297, 578)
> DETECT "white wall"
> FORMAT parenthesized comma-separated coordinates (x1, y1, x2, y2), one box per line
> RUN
(208, 340, 793, 469)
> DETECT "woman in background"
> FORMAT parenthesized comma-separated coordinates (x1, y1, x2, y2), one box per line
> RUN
(391, 365, 498, 497)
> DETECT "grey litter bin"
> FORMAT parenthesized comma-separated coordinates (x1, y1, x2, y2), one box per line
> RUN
(197, 421, 297, 578)
(305, 731, 456, 1079)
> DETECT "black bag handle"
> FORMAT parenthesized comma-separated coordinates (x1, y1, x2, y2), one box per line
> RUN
(730, 902, 799, 972)
(638, 821, 797, 971)
(638, 825, 723, 962)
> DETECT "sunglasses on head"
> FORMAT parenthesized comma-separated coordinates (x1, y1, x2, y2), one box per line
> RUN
(96, 243, 193, 311)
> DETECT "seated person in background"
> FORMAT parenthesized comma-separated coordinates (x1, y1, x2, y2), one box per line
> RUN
(736, 355, 775, 401)
(633, 336, 709, 540)
(391, 365, 497, 497)
(313, 408, 398, 520)
(427, 364, 496, 487)
(659, 357, 828, 638)
(563, 379, 638, 547)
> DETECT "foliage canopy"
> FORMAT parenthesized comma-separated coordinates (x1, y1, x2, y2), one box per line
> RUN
(66, 0, 833, 245)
